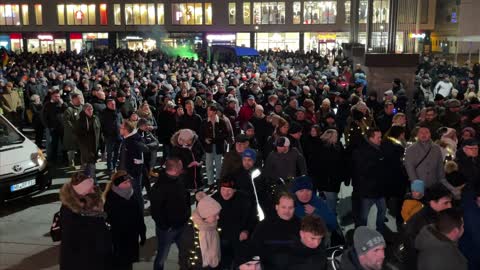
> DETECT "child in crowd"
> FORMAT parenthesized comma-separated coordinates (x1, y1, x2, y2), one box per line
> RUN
(401, 179, 425, 223)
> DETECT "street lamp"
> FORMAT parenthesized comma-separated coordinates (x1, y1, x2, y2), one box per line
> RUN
(250, 169, 265, 221)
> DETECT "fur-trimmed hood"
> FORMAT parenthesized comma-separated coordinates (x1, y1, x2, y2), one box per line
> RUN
(60, 182, 104, 214)
(170, 129, 199, 147)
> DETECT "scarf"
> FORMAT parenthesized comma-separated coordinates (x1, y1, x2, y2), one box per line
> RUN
(191, 210, 221, 268)
(111, 184, 134, 200)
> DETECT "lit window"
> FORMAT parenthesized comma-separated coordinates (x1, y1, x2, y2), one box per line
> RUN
(345, 0, 370, 23)
(303, 1, 336, 24)
(293, 2, 301, 24)
(243, 2, 251, 24)
(125, 3, 156, 25)
(0, 4, 21, 25)
(114, 4, 121, 25)
(61, 4, 96, 25)
(253, 2, 285, 24)
(228, 3, 236, 24)
(373, 0, 389, 23)
(157, 4, 164, 24)
(22, 4, 29, 25)
(100, 4, 107, 25)
(172, 3, 205, 25)
(57, 5, 65, 25)
(205, 3, 212, 25)
(35, 4, 42, 25)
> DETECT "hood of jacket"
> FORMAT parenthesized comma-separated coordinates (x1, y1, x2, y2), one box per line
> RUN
(170, 129, 198, 147)
(60, 182, 104, 214)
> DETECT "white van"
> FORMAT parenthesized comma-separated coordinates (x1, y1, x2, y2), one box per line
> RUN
(0, 114, 51, 202)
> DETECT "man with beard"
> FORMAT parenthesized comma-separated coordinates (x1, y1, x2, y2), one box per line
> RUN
(340, 226, 392, 270)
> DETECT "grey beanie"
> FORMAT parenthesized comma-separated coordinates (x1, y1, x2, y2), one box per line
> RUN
(353, 226, 386, 256)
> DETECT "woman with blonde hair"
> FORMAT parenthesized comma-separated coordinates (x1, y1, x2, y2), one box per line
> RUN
(104, 170, 146, 270)
(136, 101, 157, 130)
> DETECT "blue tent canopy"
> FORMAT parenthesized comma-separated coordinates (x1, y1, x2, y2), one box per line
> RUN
(233, 46, 259, 57)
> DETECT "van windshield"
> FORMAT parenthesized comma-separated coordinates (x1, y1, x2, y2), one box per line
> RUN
(0, 117, 25, 147)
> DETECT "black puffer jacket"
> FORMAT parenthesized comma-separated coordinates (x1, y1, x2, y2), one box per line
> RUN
(351, 141, 388, 198)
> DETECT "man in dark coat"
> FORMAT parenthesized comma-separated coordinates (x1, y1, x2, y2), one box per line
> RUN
(459, 186, 480, 270)
(221, 134, 250, 179)
(415, 208, 467, 270)
(212, 180, 257, 269)
(177, 99, 202, 135)
(150, 157, 191, 270)
(157, 101, 177, 159)
(455, 139, 480, 191)
(375, 101, 395, 135)
(104, 172, 146, 270)
(75, 103, 101, 180)
(352, 128, 387, 232)
(403, 183, 453, 270)
(42, 89, 67, 162)
(63, 93, 83, 168)
(251, 192, 301, 270)
(101, 99, 123, 173)
(286, 215, 327, 270)
(249, 104, 272, 148)
(118, 119, 148, 210)
(340, 226, 393, 270)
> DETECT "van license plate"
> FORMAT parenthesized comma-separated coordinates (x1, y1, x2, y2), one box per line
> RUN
(10, 180, 36, 192)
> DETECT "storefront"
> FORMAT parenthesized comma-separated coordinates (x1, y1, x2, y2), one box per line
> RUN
(0, 34, 23, 52)
(160, 33, 203, 49)
(304, 32, 350, 54)
(26, 33, 66, 53)
(236, 33, 251, 47)
(255, 32, 300, 51)
(122, 35, 157, 51)
(206, 33, 236, 46)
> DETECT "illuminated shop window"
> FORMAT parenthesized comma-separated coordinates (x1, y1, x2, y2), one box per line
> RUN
(205, 3, 212, 25)
(35, 4, 43, 25)
(22, 4, 29, 25)
(243, 2, 251, 24)
(57, 4, 96, 25)
(99, 4, 107, 25)
(303, 1, 336, 24)
(114, 4, 121, 25)
(172, 3, 204, 25)
(57, 5, 65, 25)
(373, 0, 389, 23)
(252, 2, 286, 24)
(0, 4, 21, 26)
(125, 3, 156, 25)
(293, 2, 301, 24)
(157, 4, 165, 24)
(345, 0, 368, 24)
(228, 3, 236, 24)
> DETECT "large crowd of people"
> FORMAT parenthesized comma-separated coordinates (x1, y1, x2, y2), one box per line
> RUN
(1, 48, 479, 270)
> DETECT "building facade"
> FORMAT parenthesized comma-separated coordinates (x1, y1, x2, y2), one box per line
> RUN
(0, 0, 437, 54)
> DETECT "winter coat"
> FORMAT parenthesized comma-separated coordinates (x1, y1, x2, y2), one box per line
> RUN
(170, 130, 205, 189)
(251, 215, 301, 270)
(459, 193, 480, 270)
(90, 97, 106, 116)
(75, 111, 101, 164)
(41, 100, 68, 134)
(157, 110, 177, 143)
(351, 141, 388, 198)
(200, 117, 229, 154)
(293, 194, 338, 231)
(59, 183, 112, 270)
(220, 149, 242, 179)
(405, 141, 445, 188)
(238, 104, 255, 129)
(415, 225, 467, 270)
(104, 186, 146, 266)
(339, 248, 395, 270)
(118, 132, 148, 178)
(455, 150, 480, 190)
(150, 171, 191, 230)
(376, 112, 393, 135)
(212, 190, 257, 242)
(264, 148, 307, 182)
(250, 116, 273, 147)
(382, 138, 408, 197)
(286, 239, 327, 270)
(306, 138, 346, 193)
(178, 113, 203, 135)
(63, 103, 83, 151)
(100, 108, 123, 141)
(0, 90, 22, 113)
(178, 222, 219, 270)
